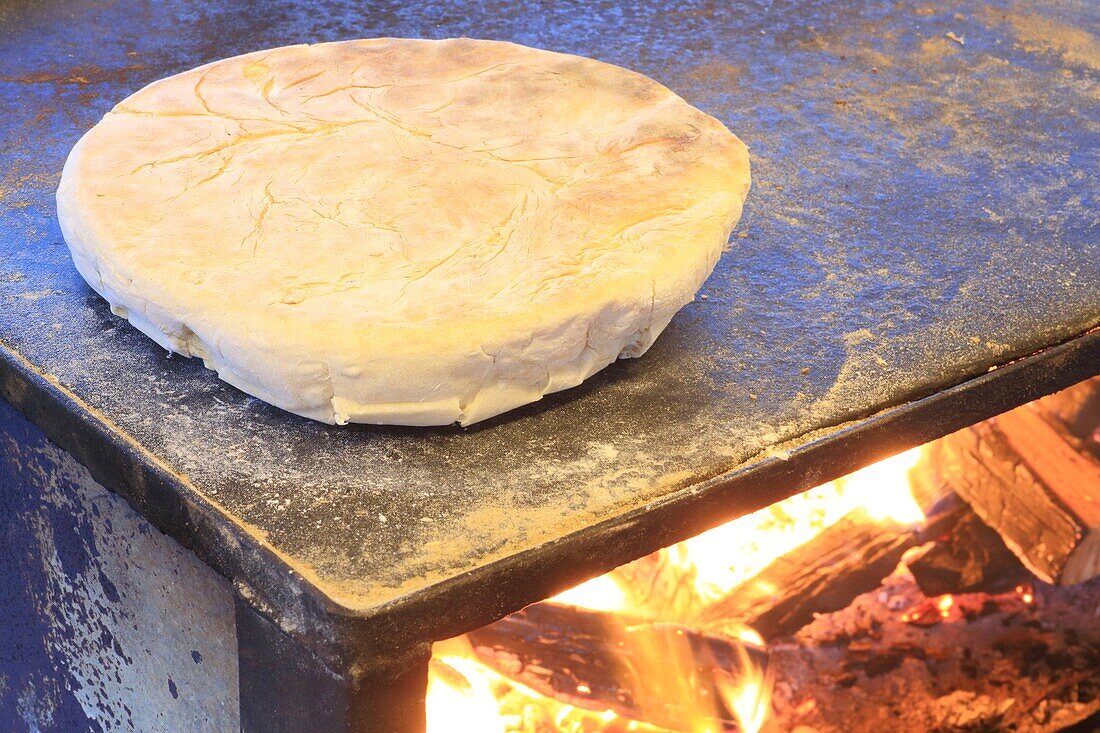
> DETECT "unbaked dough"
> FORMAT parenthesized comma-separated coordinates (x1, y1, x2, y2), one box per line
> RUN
(57, 39, 750, 426)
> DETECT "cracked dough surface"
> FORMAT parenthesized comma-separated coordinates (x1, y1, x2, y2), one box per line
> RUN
(57, 38, 751, 426)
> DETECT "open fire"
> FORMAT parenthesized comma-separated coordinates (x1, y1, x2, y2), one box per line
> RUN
(426, 378, 1100, 732)
(427, 449, 923, 733)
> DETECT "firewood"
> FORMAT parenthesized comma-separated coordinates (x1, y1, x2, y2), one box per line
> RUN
(905, 509, 1030, 596)
(908, 457, 968, 540)
(1034, 375, 1100, 454)
(694, 508, 918, 640)
(905, 454, 1030, 595)
(932, 380, 1100, 585)
(467, 602, 763, 729)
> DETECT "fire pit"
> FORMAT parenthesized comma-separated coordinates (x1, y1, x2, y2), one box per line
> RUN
(429, 379, 1100, 731)
(0, 0, 1097, 731)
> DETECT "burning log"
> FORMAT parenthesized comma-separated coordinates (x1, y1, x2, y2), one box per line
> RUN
(694, 508, 918, 640)
(905, 509, 1030, 596)
(931, 380, 1100, 585)
(907, 455, 968, 540)
(1036, 376, 1100, 454)
(905, 456, 1030, 596)
(466, 601, 765, 730)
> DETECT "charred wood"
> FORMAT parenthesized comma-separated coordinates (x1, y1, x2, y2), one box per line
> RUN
(931, 381, 1100, 585)
(467, 601, 764, 730)
(906, 456, 1030, 595)
(694, 508, 918, 640)
(905, 508, 1030, 596)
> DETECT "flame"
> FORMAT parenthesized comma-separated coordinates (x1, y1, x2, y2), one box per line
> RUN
(716, 672, 769, 733)
(429, 624, 772, 733)
(426, 654, 506, 733)
(675, 482, 853, 603)
(427, 646, 647, 733)
(839, 448, 924, 525)
(428, 447, 927, 731)
(665, 447, 925, 603)
(551, 574, 629, 613)
(714, 631, 772, 733)
(732, 626, 766, 647)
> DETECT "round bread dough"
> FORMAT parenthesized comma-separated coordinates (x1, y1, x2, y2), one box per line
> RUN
(57, 39, 750, 426)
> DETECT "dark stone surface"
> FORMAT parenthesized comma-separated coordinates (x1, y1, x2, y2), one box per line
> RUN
(237, 597, 430, 733)
(0, 0, 1097, 662)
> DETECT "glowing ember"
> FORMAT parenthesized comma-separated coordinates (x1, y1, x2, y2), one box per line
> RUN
(429, 448, 928, 731)
(795, 699, 817, 716)
(1012, 584, 1036, 605)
